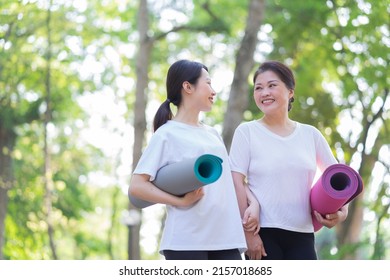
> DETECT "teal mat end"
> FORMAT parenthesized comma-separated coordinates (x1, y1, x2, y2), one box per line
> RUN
(194, 154, 223, 184)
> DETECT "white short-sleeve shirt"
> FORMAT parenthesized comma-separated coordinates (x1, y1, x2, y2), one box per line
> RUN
(134, 120, 247, 254)
(229, 121, 337, 233)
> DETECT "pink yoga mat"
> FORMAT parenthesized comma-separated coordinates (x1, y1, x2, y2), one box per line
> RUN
(310, 164, 363, 232)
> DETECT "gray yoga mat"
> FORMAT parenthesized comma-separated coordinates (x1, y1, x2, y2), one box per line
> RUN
(129, 154, 223, 208)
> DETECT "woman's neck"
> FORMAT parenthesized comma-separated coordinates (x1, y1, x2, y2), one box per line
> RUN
(173, 108, 201, 127)
(261, 115, 292, 127)
(259, 116, 296, 137)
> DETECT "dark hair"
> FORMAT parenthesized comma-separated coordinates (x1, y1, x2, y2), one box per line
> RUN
(153, 59, 208, 131)
(253, 61, 296, 111)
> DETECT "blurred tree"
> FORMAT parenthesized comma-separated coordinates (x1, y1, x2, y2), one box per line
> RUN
(1, 0, 98, 259)
(0, 1, 44, 259)
(43, 0, 58, 259)
(222, 0, 265, 150)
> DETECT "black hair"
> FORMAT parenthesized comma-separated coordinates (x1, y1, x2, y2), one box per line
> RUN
(253, 60, 295, 111)
(153, 60, 208, 131)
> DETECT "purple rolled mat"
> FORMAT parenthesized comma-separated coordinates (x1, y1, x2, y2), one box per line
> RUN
(310, 164, 363, 232)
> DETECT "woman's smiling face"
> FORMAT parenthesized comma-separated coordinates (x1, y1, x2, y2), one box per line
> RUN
(192, 68, 216, 112)
(253, 70, 294, 115)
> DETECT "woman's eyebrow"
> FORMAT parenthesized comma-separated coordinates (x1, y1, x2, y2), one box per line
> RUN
(255, 79, 279, 86)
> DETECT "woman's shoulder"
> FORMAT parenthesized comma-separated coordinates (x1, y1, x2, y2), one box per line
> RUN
(200, 123, 224, 140)
(155, 120, 189, 132)
(233, 120, 259, 135)
(236, 120, 258, 130)
(298, 122, 319, 131)
(150, 121, 179, 140)
(200, 122, 216, 131)
(157, 120, 218, 137)
(297, 122, 325, 137)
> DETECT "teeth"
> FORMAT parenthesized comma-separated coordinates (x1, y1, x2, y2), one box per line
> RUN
(262, 99, 274, 104)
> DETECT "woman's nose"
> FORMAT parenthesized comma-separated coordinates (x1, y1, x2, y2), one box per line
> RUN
(261, 89, 270, 97)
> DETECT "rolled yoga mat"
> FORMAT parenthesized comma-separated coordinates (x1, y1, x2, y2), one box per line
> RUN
(310, 163, 363, 232)
(129, 154, 223, 208)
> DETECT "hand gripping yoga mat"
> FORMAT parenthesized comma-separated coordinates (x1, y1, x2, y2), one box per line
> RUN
(310, 163, 363, 232)
(129, 154, 223, 209)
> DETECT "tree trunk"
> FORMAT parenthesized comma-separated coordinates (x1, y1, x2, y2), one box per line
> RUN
(222, 0, 265, 150)
(128, 0, 153, 260)
(43, 0, 58, 260)
(337, 89, 389, 258)
(108, 151, 122, 259)
(0, 124, 15, 260)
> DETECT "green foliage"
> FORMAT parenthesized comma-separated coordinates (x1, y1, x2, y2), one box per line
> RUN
(1, 0, 128, 260)
(1, 0, 388, 260)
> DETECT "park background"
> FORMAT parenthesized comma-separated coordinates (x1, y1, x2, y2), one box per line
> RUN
(0, 0, 389, 260)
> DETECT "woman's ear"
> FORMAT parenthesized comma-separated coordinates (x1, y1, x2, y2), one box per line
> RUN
(182, 81, 193, 94)
(289, 89, 294, 99)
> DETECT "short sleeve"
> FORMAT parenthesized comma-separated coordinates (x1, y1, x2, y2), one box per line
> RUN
(133, 132, 169, 181)
(229, 124, 251, 177)
(314, 128, 337, 172)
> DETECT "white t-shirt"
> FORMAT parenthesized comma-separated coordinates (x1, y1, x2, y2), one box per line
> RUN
(133, 120, 247, 254)
(229, 120, 337, 233)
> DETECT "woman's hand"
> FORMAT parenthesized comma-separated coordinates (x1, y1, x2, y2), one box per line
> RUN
(314, 204, 349, 228)
(178, 188, 204, 207)
(243, 203, 260, 234)
(243, 184, 260, 234)
(245, 232, 267, 260)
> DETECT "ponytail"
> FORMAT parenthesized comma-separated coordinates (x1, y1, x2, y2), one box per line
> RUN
(153, 99, 172, 132)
